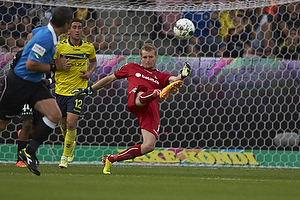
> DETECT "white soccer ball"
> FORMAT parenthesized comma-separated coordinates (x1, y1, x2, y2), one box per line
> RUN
(173, 18, 195, 40)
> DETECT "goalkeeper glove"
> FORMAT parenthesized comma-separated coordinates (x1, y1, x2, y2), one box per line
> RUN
(72, 86, 94, 96)
(181, 61, 191, 80)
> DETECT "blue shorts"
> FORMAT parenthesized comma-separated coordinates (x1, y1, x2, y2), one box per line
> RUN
(55, 94, 85, 118)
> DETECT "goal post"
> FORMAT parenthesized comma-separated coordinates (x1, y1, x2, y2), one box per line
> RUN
(0, 0, 299, 168)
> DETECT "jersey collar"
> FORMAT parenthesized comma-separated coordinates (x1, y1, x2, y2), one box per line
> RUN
(47, 23, 58, 45)
(68, 38, 83, 46)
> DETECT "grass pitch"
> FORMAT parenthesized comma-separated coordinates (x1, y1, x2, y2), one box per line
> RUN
(1, 164, 299, 200)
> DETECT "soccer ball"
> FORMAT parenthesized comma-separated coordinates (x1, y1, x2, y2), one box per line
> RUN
(173, 18, 195, 40)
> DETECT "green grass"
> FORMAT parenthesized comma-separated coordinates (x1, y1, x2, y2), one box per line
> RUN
(1, 164, 299, 200)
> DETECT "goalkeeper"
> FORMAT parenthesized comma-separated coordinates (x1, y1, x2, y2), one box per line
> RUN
(72, 43, 191, 174)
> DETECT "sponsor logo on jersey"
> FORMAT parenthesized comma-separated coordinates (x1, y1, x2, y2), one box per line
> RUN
(135, 73, 159, 85)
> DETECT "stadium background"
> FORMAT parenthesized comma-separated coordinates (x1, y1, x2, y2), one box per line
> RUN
(0, 0, 299, 168)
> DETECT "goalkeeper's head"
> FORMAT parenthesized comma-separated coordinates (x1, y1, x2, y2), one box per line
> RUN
(140, 43, 158, 71)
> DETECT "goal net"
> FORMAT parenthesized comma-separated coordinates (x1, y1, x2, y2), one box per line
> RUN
(0, 0, 299, 168)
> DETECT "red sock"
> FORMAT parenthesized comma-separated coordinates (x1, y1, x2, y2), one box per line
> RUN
(139, 89, 160, 104)
(108, 144, 142, 163)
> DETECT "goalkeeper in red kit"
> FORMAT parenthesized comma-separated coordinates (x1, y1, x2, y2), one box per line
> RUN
(72, 43, 191, 174)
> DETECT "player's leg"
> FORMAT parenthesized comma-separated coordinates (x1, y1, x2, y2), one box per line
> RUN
(59, 117, 68, 167)
(60, 118, 67, 138)
(18, 98, 62, 176)
(59, 113, 78, 168)
(102, 129, 156, 174)
(135, 89, 161, 106)
(16, 104, 34, 167)
(58, 95, 83, 168)
(0, 119, 11, 132)
(140, 129, 157, 154)
(16, 119, 33, 167)
(66, 114, 78, 163)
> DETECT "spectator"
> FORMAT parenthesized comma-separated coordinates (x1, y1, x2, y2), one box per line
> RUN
(73, 6, 98, 22)
(217, 14, 253, 58)
(217, 10, 244, 42)
(246, 7, 276, 57)
(28, 4, 55, 29)
(276, 2, 300, 46)
(274, 28, 300, 60)
(83, 19, 117, 53)
(0, 1, 32, 51)
(182, 10, 225, 57)
(97, 19, 117, 52)
(149, 0, 187, 54)
(72, 2, 117, 53)
(151, 0, 185, 39)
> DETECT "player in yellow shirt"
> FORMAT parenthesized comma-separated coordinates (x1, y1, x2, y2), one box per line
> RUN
(54, 18, 97, 168)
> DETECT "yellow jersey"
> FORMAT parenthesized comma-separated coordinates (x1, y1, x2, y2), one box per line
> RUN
(54, 38, 96, 96)
(218, 11, 243, 41)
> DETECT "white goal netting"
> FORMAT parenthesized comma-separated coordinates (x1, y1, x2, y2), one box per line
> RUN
(0, 0, 299, 168)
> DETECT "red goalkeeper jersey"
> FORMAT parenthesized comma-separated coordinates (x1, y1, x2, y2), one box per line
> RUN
(114, 62, 172, 138)
(114, 62, 171, 93)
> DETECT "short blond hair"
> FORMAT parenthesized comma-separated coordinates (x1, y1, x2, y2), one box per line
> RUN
(140, 43, 157, 56)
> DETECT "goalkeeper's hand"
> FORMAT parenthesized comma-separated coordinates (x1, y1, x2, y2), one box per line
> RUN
(72, 86, 94, 96)
(181, 61, 191, 80)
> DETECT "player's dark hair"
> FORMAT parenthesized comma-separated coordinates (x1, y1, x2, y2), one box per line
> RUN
(70, 18, 83, 27)
(140, 43, 157, 56)
(51, 7, 73, 27)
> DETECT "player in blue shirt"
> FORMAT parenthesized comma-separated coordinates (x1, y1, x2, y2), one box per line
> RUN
(0, 7, 73, 176)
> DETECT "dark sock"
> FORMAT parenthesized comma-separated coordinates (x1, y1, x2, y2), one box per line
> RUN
(17, 140, 28, 161)
(17, 140, 28, 152)
(26, 119, 54, 155)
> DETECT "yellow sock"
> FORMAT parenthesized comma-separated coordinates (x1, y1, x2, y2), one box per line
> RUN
(62, 130, 77, 157)
(60, 126, 67, 139)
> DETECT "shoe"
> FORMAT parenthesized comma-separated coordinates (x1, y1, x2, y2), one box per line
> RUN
(15, 160, 26, 167)
(59, 157, 68, 169)
(159, 80, 183, 100)
(18, 148, 40, 176)
(102, 155, 112, 175)
(68, 141, 76, 163)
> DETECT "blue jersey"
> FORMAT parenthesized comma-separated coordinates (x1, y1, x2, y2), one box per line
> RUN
(14, 24, 58, 82)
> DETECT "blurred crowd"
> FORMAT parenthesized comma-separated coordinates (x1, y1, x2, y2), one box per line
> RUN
(0, 1, 116, 53)
(1, 1, 300, 59)
(151, 1, 300, 59)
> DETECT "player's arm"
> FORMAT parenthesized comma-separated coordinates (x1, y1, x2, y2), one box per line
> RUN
(26, 57, 72, 73)
(88, 57, 97, 74)
(80, 57, 97, 81)
(26, 59, 54, 72)
(72, 73, 118, 96)
(168, 61, 191, 83)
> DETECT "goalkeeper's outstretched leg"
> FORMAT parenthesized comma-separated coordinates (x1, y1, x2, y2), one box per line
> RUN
(102, 129, 156, 175)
